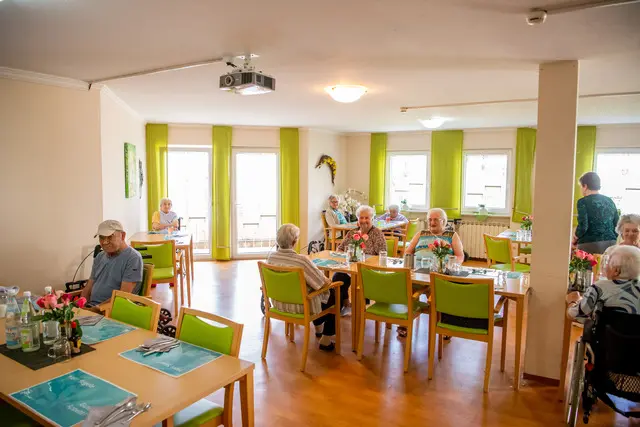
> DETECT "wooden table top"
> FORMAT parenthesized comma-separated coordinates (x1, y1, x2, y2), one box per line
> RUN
(0, 311, 254, 427)
(129, 231, 192, 247)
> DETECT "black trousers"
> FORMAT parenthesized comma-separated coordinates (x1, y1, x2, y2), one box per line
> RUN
(332, 272, 352, 303)
(312, 288, 343, 336)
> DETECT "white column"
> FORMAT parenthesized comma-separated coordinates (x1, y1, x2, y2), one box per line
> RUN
(524, 61, 579, 380)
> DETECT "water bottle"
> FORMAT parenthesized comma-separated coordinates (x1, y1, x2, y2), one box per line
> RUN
(20, 291, 40, 353)
(5, 288, 21, 349)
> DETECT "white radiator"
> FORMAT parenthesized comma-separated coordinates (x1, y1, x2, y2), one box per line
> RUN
(458, 221, 509, 259)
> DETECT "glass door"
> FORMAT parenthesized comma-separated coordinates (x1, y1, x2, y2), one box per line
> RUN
(232, 149, 279, 258)
(168, 148, 211, 256)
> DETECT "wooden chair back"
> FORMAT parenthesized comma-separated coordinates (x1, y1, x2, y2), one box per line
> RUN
(176, 307, 244, 357)
(106, 290, 160, 331)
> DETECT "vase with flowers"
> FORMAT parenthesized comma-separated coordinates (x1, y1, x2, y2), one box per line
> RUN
(348, 232, 368, 263)
(521, 215, 533, 240)
(35, 291, 86, 352)
(568, 249, 597, 292)
(428, 239, 453, 273)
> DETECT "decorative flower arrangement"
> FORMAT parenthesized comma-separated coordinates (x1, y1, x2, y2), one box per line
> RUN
(338, 189, 367, 220)
(349, 232, 369, 262)
(35, 291, 85, 351)
(428, 239, 453, 272)
(569, 249, 597, 273)
(521, 215, 533, 230)
(315, 154, 337, 185)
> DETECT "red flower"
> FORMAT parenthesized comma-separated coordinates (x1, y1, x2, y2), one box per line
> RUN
(522, 216, 526, 221)
(36, 297, 46, 309)
(353, 233, 361, 241)
(71, 321, 77, 328)
(360, 243, 366, 249)
(434, 240, 441, 247)
(75, 297, 87, 309)
(61, 293, 73, 303)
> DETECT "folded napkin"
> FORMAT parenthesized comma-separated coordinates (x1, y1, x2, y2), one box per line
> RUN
(82, 405, 132, 426)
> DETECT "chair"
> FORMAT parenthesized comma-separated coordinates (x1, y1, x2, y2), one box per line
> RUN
(258, 262, 342, 372)
(398, 221, 420, 256)
(105, 290, 160, 331)
(356, 264, 429, 372)
(385, 236, 399, 257)
(140, 263, 155, 297)
(321, 210, 344, 251)
(428, 273, 503, 392)
(132, 240, 184, 316)
(166, 307, 244, 427)
(483, 234, 531, 273)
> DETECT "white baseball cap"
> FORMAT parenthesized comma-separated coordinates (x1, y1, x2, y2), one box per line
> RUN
(95, 220, 124, 237)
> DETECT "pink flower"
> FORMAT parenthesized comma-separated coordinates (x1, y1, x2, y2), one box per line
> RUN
(45, 294, 61, 309)
(434, 240, 441, 247)
(75, 297, 87, 309)
(428, 244, 435, 250)
(529, 215, 534, 220)
(362, 234, 369, 241)
(360, 243, 366, 249)
(353, 233, 361, 241)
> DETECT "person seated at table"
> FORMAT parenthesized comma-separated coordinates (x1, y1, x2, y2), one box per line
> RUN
(325, 194, 348, 227)
(573, 172, 619, 254)
(81, 220, 143, 307)
(603, 214, 640, 259)
(376, 204, 408, 223)
(335, 205, 386, 315)
(151, 198, 179, 231)
(405, 208, 464, 264)
(566, 245, 640, 319)
(266, 223, 341, 351)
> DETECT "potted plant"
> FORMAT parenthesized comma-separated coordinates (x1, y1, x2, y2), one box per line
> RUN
(428, 239, 453, 273)
(568, 249, 597, 292)
(400, 199, 409, 211)
(476, 204, 489, 221)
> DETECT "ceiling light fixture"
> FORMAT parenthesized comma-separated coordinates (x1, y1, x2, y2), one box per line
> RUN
(324, 85, 368, 103)
(418, 117, 450, 129)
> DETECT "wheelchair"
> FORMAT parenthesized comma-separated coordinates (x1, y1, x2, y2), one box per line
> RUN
(565, 303, 640, 426)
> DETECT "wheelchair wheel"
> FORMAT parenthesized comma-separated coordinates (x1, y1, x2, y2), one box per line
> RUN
(260, 294, 266, 315)
(566, 340, 586, 427)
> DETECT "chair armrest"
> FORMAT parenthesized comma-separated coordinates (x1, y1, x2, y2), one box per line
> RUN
(494, 296, 506, 314)
(307, 281, 343, 300)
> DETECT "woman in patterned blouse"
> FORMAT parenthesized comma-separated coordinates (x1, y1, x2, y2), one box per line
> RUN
(335, 205, 386, 315)
(573, 172, 619, 254)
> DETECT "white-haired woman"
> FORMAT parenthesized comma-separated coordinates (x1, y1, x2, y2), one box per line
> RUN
(334, 205, 387, 315)
(567, 245, 640, 318)
(266, 224, 341, 351)
(376, 204, 408, 223)
(325, 194, 348, 227)
(405, 208, 464, 263)
(151, 198, 179, 231)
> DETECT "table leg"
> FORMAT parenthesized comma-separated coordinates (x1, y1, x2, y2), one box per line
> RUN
(240, 369, 255, 427)
(331, 229, 337, 251)
(558, 309, 573, 401)
(162, 418, 175, 427)
(351, 273, 359, 352)
(513, 294, 528, 390)
(185, 248, 192, 307)
(190, 238, 195, 280)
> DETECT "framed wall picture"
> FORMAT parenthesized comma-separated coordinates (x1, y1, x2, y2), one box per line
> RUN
(124, 143, 137, 198)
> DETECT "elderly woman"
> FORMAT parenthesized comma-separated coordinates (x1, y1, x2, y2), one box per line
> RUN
(376, 204, 408, 223)
(334, 205, 386, 315)
(405, 208, 464, 264)
(266, 224, 341, 351)
(151, 198, 179, 231)
(573, 172, 619, 254)
(324, 194, 348, 227)
(567, 245, 640, 319)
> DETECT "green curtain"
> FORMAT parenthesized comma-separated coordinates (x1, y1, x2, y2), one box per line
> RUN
(369, 133, 387, 214)
(280, 128, 300, 227)
(430, 130, 463, 219)
(512, 128, 537, 222)
(212, 126, 232, 260)
(145, 124, 168, 229)
(573, 126, 597, 226)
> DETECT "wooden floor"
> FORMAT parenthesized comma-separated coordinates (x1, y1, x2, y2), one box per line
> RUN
(148, 260, 636, 427)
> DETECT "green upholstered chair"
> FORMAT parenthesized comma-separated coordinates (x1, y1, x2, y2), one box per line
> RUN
(258, 262, 342, 372)
(356, 264, 429, 372)
(398, 221, 420, 256)
(132, 240, 183, 316)
(483, 234, 531, 273)
(167, 308, 244, 427)
(385, 236, 399, 257)
(0, 401, 40, 426)
(106, 290, 160, 331)
(428, 273, 505, 392)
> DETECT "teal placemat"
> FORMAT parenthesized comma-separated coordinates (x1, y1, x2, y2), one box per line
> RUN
(81, 318, 136, 345)
(312, 259, 339, 267)
(120, 341, 222, 378)
(10, 369, 135, 427)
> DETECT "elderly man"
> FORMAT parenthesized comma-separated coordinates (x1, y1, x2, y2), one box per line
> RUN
(567, 245, 640, 319)
(376, 204, 408, 223)
(267, 223, 341, 351)
(81, 220, 143, 306)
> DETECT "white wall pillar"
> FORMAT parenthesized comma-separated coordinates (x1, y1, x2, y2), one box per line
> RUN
(524, 61, 579, 380)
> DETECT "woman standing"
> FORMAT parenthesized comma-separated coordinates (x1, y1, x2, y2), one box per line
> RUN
(573, 172, 619, 254)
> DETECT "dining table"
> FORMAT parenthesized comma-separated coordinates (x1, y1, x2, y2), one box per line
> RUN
(498, 230, 533, 255)
(328, 221, 407, 250)
(308, 250, 531, 390)
(0, 310, 255, 427)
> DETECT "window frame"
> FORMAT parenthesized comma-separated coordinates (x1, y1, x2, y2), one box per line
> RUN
(594, 148, 640, 215)
(385, 150, 431, 211)
(461, 149, 512, 215)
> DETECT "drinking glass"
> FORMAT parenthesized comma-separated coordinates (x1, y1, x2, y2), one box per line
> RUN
(421, 257, 433, 272)
(346, 247, 354, 265)
(48, 336, 71, 361)
(43, 320, 60, 345)
(379, 250, 388, 267)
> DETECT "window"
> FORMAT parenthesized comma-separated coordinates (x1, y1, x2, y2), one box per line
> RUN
(386, 152, 430, 210)
(462, 151, 509, 214)
(595, 150, 640, 214)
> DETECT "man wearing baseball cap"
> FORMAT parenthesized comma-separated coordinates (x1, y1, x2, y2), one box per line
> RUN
(81, 220, 143, 306)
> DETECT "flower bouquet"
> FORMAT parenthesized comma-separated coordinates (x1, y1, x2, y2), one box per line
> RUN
(35, 291, 86, 352)
(568, 249, 597, 292)
(349, 232, 368, 262)
(521, 215, 533, 230)
(428, 239, 453, 273)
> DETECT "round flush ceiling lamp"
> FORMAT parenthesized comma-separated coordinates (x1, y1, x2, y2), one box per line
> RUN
(324, 85, 368, 103)
(418, 117, 451, 129)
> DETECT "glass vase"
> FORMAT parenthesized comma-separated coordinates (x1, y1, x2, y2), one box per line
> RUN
(436, 256, 446, 273)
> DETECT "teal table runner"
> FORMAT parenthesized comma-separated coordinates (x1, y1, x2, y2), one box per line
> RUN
(120, 341, 222, 378)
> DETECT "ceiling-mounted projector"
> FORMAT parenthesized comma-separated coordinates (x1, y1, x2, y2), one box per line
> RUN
(219, 70, 275, 95)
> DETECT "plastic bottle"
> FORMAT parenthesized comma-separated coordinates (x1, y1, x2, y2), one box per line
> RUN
(4, 288, 21, 349)
(20, 291, 40, 352)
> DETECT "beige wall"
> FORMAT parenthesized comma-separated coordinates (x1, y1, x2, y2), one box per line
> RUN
(344, 133, 371, 197)
(100, 88, 147, 235)
(0, 78, 103, 292)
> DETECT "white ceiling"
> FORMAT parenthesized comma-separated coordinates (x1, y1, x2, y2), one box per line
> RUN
(1, 0, 639, 132)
